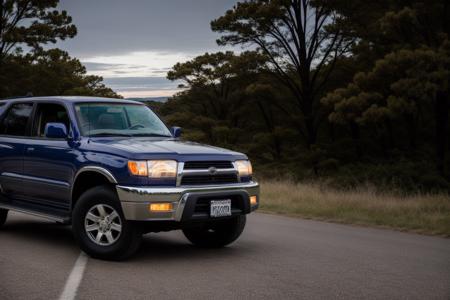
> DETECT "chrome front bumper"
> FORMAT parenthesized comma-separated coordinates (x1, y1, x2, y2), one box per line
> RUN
(116, 181, 259, 221)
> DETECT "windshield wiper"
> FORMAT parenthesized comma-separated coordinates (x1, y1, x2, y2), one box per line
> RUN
(89, 133, 133, 137)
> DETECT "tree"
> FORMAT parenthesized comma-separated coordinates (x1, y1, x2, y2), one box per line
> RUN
(323, 0, 450, 71)
(0, 1, 119, 99)
(167, 51, 266, 122)
(211, 0, 351, 148)
(165, 51, 294, 158)
(0, 0, 76, 62)
(156, 0, 450, 190)
(323, 0, 450, 174)
(0, 49, 121, 98)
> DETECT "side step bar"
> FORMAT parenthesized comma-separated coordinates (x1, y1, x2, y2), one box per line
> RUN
(0, 203, 71, 224)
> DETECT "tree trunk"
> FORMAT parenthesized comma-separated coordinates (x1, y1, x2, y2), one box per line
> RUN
(305, 115, 317, 148)
(385, 119, 394, 150)
(302, 89, 318, 148)
(405, 114, 417, 149)
(273, 135, 282, 160)
(350, 121, 362, 159)
(328, 121, 336, 143)
(435, 90, 449, 175)
(256, 101, 282, 159)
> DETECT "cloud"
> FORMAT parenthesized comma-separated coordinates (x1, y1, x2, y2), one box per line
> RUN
(53, 0, 242, 97)
(81, 50, 194, 78)
(119, 90, 179, 98)
(57, 0, 238, 57)
(80, 51, 191, 97)
(82, 62, 126, 71)
(102, 76, 182, 98)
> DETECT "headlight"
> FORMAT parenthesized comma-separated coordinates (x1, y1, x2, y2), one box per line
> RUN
(128, 160, 178, 178)
(235, 160, 253, 177)
(147, 160, 177, 178)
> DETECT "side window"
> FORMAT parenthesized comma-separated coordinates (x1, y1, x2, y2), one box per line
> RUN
(0, 103, 33, 136)
(33, 103, 70, 137)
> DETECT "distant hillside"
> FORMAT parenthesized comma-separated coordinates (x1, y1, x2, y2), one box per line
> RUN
(126, 97, 169, 103)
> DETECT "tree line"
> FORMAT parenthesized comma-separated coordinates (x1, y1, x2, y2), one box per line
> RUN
(0, 0, 119, 99)
(155, 0, 450, 192)
(0, 0, 448, 191)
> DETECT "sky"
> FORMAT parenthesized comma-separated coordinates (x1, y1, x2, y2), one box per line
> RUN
(56, 0, 238, 98)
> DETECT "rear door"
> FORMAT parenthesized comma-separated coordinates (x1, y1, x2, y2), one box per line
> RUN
(21, 102, 76, 210)
(0, 102, 34, 198)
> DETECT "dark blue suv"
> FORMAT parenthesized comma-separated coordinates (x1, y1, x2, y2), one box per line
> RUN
(0, 96, 259, 260)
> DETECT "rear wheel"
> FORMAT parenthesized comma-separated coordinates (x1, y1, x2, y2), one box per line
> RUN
(0, 209, 8, 228)
(182, 215, 246, 248)
(72, 185, 142, 260)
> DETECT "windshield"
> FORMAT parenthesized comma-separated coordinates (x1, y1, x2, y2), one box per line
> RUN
(75, 103, 172, 137)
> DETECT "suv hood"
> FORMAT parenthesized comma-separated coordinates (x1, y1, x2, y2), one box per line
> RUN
(88, 138, 247, 160)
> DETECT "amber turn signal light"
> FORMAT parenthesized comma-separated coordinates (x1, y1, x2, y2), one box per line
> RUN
(149, 203, 173, 212)
(250, 196, 258, 206)
(128, 161, 148, 176)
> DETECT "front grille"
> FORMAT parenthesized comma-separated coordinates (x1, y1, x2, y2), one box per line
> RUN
(194, 195, 244, 214)
(181, 174, 238, 185)
(184, 161, 233, 170)
(180, 160, 237, 186)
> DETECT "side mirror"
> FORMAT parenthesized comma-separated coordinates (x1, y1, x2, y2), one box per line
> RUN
(45, 123, 68, 139)
(170, 126, 182, 138)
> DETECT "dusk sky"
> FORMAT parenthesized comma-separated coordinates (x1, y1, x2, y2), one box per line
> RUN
(56, 0, 238, 98)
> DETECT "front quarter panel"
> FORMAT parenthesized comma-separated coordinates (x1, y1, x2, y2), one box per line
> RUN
(67, 102, 147, 187)
(74, 140, 149, 186)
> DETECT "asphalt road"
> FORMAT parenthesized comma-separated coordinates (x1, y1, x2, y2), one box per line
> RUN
(0, 212, 449, 300)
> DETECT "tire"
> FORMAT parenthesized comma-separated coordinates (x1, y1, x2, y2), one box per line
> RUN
(0, 209, 7, 228)
(182, 215, 246, 248)
(72, 185, 142, 261)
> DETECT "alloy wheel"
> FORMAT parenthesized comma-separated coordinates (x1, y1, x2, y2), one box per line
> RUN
(84, 204, 122, 246)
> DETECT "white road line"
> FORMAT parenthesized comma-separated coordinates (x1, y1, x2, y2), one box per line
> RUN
(59, 252, 88, 300)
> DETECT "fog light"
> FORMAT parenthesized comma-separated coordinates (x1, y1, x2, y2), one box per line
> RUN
(149, 203, 173, 212)
(250, 196, 258, 206)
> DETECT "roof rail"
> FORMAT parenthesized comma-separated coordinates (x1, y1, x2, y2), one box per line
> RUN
(0, 95, 32, 101)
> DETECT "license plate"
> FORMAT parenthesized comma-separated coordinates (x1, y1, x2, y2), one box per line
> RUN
(210, 199, 232, 217)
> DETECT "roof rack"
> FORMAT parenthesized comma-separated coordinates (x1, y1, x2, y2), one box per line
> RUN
(0, 95, 32, 101)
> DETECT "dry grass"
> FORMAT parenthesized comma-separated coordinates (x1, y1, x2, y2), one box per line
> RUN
(259, 179, 450, 237)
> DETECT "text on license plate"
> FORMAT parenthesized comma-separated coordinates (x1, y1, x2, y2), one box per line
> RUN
(210, 199, 232, 217)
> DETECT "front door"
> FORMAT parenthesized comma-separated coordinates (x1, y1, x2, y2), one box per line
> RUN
(22, 102, 76, 210)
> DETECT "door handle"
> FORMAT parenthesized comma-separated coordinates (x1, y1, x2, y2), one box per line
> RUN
(27, 147, 35, 152)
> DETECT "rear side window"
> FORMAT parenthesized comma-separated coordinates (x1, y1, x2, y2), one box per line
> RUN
(0, 103, 33, 136)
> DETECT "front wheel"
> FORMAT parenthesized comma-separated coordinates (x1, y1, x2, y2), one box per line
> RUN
(182, 215, 246, 248)
(0, 209, 8, 228)
(72, 185, 142, 261)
